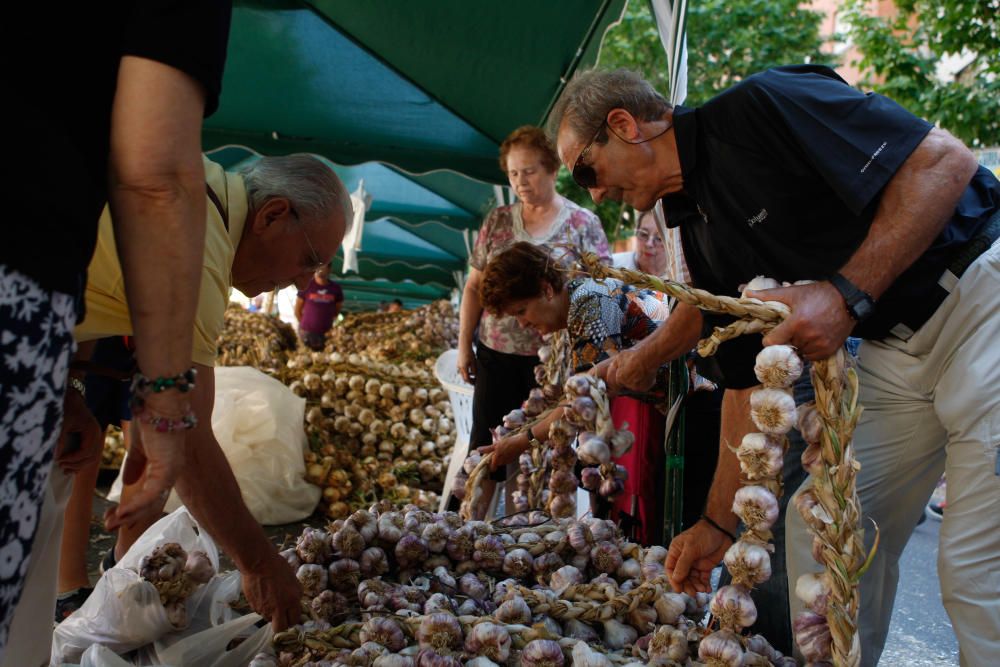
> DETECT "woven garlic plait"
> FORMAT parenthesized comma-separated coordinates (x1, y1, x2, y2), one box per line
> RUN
(573, 254, 867, 667)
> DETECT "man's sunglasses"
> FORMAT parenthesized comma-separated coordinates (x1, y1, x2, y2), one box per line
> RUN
(571, 122, 606, 190)
(571, 118, 674, 190)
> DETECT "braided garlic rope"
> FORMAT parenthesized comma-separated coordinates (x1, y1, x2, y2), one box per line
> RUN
(574, 253, 866, 667)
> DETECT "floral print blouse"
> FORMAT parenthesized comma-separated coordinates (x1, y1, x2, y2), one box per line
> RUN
(470, 199, 610, 356)
(566, 277, 674, 403)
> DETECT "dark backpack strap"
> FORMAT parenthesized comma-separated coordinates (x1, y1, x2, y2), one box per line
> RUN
(206, 183, 229, 231)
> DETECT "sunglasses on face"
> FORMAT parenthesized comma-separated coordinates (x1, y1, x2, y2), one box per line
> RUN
(571, 122, 606, 190)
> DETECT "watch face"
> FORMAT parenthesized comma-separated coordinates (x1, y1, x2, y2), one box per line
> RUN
(852, 296, 875, 321)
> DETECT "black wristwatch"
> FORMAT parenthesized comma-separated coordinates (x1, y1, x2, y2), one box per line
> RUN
(829, 273, 876, 322)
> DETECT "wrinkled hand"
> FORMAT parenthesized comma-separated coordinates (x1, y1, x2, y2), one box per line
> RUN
(747, 282, 855, 360)
(665, 520, 732, 596)
(56, 386, 103, 474)
(243, 551, 303, 631)
(105, 393, 188, 531)
(606, 347, 658, 393)
(457, 345, 477, 384)
(478, 431, 531, 472)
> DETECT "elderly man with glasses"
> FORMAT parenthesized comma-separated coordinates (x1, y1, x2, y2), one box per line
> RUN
(10, 154, 351, 658)
(550, 65, 1000, 666)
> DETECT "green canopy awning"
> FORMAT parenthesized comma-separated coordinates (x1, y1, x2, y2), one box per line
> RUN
(205, 0, 627, 183)
(206, 0, 628, 306)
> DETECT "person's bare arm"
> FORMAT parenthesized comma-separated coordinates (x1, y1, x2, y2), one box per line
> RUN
(111, 364, 302, 629)
(665, 386, 754, 594)
(457, 267, 485, 383)
(754, 128, 980, 359)
(606, 302, 703, 392)
(294, 297, 305, 322)
(106, 55, 209, 511)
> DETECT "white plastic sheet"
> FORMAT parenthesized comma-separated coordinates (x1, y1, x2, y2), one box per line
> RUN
(110, 366, 320, 525)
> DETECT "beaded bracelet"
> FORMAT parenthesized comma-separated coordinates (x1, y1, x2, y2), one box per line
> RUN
(139, 412, 198, 433)
(129, 367, 197, 413)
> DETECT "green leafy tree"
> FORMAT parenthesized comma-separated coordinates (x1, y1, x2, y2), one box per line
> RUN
(558, 0, 833, 239)
(842, 0, 1000, 146)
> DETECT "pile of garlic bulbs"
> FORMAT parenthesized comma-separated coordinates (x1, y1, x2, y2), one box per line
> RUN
(698, 343, 804, 667)
(137, 542, 215, 628)
(291, 352, 455, 518)
(325, 300, 459, 362)
(265, 507, 776, 667)
(216, 305, 298, 372)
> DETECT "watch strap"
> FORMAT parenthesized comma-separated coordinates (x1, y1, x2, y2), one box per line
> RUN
(829, 273, 875, 322)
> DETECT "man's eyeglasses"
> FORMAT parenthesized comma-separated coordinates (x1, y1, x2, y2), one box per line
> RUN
(570, 118, 674, 190)
(290, 206, 327, 272)
(635, 229, 664, 247)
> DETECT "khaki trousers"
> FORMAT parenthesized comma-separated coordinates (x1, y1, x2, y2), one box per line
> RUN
(787, 240, 1000, 667)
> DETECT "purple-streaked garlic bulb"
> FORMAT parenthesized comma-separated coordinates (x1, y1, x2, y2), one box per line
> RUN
(395, 534, 429, 569)
(710, 584, 758, 631)
(520, 639, 565, 667)
(463, 622, 511, 664)
(296, 563, 327, 597)
(502, 548, 535, 579)
(416, 613, 462, 652)
(473, 535, 506, 570)
(590, 541, 624, 574)
(495, 596, 532, 625)
(732, 485, 780, 532)
(327, 558, 360, 593)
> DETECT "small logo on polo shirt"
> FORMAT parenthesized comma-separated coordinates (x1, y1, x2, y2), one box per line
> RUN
(860, 141, 888, 174)
(747, 208, 768, 227)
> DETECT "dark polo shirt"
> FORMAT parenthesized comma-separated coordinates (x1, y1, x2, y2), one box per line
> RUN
(661, 65, 1000, 389)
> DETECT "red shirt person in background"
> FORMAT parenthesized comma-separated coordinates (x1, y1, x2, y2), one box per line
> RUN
(294, 269, 343, 349)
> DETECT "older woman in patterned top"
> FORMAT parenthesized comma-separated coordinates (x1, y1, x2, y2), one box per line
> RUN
(475, 242, 696, 483)
(456, 126, 609, 513)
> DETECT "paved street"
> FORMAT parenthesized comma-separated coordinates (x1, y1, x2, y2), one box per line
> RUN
(880, 515, 959, 666)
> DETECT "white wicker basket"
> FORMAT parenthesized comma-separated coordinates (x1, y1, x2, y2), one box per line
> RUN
(434, 349, 475, 511)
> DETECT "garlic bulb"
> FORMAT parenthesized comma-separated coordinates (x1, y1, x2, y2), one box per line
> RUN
(458, 573, 488, 601)
(360, 617, 407, 652)
(495, 596, 532, 625)
(423, 592, 454, 615)
(360, 547, 389, 577)
(580, 467, 602, 490)
(463, 622, 511, 663)
(697, 629, 744, 667)
(794, 488, 834, 532)
(248, 654, 278, 667)
(278, 548, 300, 570)
(332, 523, 365, 559)
(797, 401, 823, 445)
(795, 571, 832, 615)
(473, 535, 506, 570)
(295, 527, 331, 564)
(710, 584, 758, 631)
(653, 592, 686, 625)
(647, 625, 689, 663)
(600, 618, 638, 650)
(750, 387, 798, 434)
(736, 433, 785, 480)
(793, 610, 833, 662)
(567, 521, 594, 553)
(416, 613, 462, 651)
(642, 545, 668, 564)
(416, 648, 463, 667)
(521, 639, 565, 667)
(723, 540, 773, 588)
(563, 618, 599, 641)
(732, 485, 780, 531)
(183, 550, 214, 584)
(502, 548, 534, 579)
(549, 565, 584, 592)
(754, 345, 804, 388)
(295, 563, 327, 597)
(327, 558, 360, 593)
(395, 535, 430, 568)
(446, 527, 476, 562)
(627, 605, 657, 634)
(590, 541, 623, 574)
(577, 436, 612, 465)
(571, 642, 613, 667)
(801, 440, 824, 477)
(740, 275, 781, 298)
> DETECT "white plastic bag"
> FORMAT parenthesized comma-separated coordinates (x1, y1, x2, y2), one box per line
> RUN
(109, 366, 319, 524)
(51, 508, 220, 665)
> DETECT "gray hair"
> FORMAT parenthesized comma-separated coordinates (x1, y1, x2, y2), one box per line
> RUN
(240, 154, 352, 229)
(547, 68, 672, 144)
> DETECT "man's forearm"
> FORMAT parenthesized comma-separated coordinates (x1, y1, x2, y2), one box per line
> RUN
(702, 386, 757, 534)
(640, 301, 703, 365)
(174, 430, 274, 572)
(841, 128, 978, 298)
